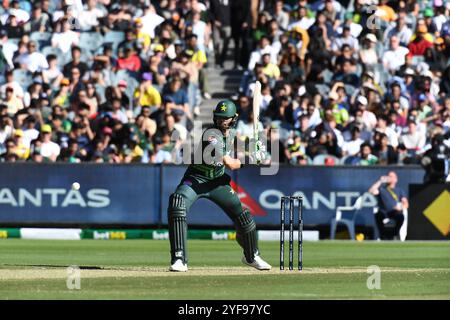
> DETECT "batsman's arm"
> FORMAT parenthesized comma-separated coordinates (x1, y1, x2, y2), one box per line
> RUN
(223, 155, 242, 170)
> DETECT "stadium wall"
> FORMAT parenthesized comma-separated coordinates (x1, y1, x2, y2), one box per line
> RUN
(0, 164, 424, 233)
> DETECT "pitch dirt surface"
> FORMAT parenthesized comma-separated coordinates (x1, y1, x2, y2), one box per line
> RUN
(0, 240, 449, 299)
(1, 266, 448, 280)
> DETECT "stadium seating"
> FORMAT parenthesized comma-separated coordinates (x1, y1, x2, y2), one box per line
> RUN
(329, 195, 364, 240)
(79, 32, 105, 54)
(30, 32, 52, 50)
(13, 69, 33, 89)
(103, 31, 125, 54)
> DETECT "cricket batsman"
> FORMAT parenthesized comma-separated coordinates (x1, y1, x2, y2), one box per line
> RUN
(167, 100, 271, 272)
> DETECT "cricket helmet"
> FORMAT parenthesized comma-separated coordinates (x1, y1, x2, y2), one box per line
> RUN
(213, 100, 238, 130)
(213, 100, 237, 118)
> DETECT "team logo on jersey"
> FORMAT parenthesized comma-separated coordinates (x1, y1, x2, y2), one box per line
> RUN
(208, 136, 218, 145)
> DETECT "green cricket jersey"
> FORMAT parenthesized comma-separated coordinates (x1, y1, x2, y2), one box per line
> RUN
(184, 126, 236, 182)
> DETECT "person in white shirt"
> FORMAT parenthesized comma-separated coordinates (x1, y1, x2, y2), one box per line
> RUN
(375, 115, 399, 148)
(356, 95, 377, 131)
(432, 4, 447, 32)
(272, 0, 290, 30)
(110, 98, 128, 124)
(152, 138, 173, 164)
(247, 36, 277, 71)
(0, 70, 24, 100)
(331, 26, 359, 56)
(22, 116, 40, 149)
(0, 2, 30, 25)
(382, 36, 409, 73)
(42, 54, 64, 87)
(384, 14, 413, 47)
(0, 31, 18, 69)
(0, 117, 14, 146)
(400, 120, 426, 153)
(287, 6, 315, 31)
(39, 124, 60, 162)
(336, 12, 362, 38)
(17, 41, 49, 73)
(77, 0, 105, 31)
(342, 126, 365, 156)
(139, 5, 165, 39)
(307, 103, 323, 128)
(359, 33, 379, 67)
(51, 18, 80, 54)
(191, 10, 210, 53)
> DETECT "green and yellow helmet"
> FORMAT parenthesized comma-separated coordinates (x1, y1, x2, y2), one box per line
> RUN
(213, 100, 237, 118)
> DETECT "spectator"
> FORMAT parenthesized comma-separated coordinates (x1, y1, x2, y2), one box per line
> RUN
(384, 14, 412, 47)
(331, 25, 359, 57)
(373, 132, 398, 165)
(171, 49, 200, 116)
(0, 115, 13, 147)
(369, 171, 409, 240)
(1, 86, 23, 116)
(285, 132, 307, 165)
(356, 95, 377, 131)
(375, 115, 399, 148)
(190, 9, 210, 54)
(17, 41, 49, 73)
(117, 44, 141, 72)
(0, 70, 23, 100)
(0, 138, 18, 162)
(77, 0, 105, 32)
(51, 18, 80, 54)
(42, 54, 63, 88)
(377, 0, 397, 23)
(3, 14, 24, 39)
(24, 4, 51, 33)
(272, 0, 289, 31)
(134, 72, 162, 110)
(63, 46, 89, 79)
(162, 77, 190, 118)
(185, 33, 210, 100)
(359, 33, 379, 68)
(151, 133, 173, 164)
(357, 143, 378, 165)
(0, 0, 447, 166)
(399, 119, 426, 156)
(342, 126, 364, 157)
(22, 116, 39, 148)
(248, 35, 277, 72)
(210, 0, 231, 69)
(408, 24, 434, 57)
(11, 128, 29, 159)
(68, 67, 86, 102)
(382, 36, 409, 73)
(39, 124, 60, 162)
(1, 30, 18, 70)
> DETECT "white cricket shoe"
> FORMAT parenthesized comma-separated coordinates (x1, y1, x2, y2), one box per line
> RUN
(242, 255, 272, 270)
(169, 259, 188, 272)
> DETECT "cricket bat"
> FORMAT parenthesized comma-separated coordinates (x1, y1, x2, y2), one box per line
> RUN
(252, 81, 262, 163)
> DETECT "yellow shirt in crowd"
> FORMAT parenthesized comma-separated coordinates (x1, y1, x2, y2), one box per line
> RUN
(134, 85, 162, 107)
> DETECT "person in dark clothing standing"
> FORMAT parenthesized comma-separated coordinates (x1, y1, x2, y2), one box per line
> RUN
(369, 171, 409, 240)
(230, 0, 252, 70)
(209, 0, 232, 68)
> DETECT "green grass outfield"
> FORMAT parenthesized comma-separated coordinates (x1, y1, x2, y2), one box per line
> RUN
(0, 239, 449, 299)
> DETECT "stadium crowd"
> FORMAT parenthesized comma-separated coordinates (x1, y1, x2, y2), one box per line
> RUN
(0, 0, 449, 165)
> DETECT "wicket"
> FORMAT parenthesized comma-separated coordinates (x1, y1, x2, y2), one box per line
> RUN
(280, 196, 303, 271)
